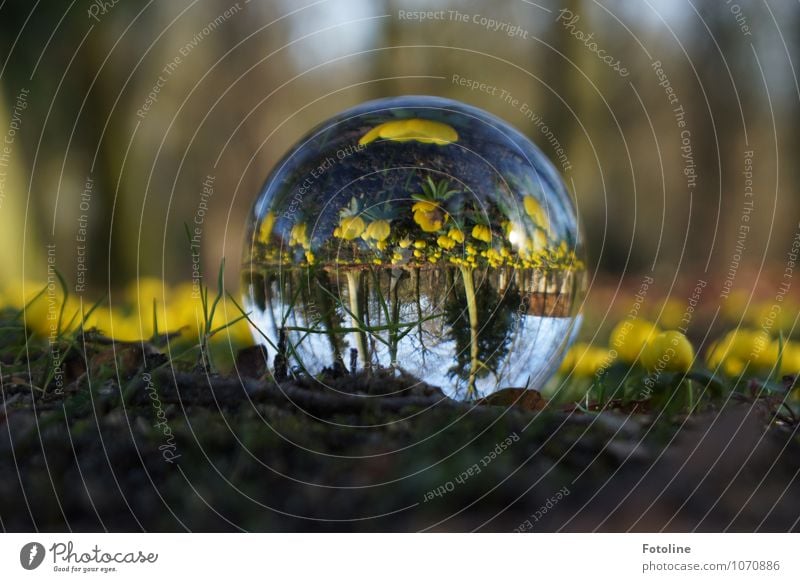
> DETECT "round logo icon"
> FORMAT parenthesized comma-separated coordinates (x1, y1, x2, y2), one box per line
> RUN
(20, 542, 46, 570)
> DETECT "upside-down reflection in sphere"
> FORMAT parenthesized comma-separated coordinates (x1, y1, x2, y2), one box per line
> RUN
(242, 96, 586, 399)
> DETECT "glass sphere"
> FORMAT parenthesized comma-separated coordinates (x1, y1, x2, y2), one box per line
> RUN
(241, 96, 585, 399)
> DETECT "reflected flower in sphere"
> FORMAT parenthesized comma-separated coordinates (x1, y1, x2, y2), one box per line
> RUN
(364, 219, 391, 242)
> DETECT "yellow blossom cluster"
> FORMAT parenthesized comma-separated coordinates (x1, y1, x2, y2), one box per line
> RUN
(0, 278, 253, 346)
(560, 318, 696, 377)
(561, 315, 800, 381)
(706, 329, 800, 377)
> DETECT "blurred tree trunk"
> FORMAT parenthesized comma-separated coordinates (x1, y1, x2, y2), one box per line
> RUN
(692, 1, 755, 275)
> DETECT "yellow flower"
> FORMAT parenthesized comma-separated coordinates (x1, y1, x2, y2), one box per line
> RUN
(125, 276, 170, 307)
(559, 343, 613, 377)
(257, 212, 276, 244)
(653, 299, 686, 330)
(412, 200, 437, 214)
(523, 195, 550, 229)
(641, 331, 695, 373)
(305, 250, 315, 264)
(706, 328, 787, 376)
(471, 224, 491, 243)
(290, 222, 310, 248)
(723, 357, 746, 377)
(486, 248, 502, 264)
(414, 212, 442, 231)
(780, 342, 800, 375)
(414, 240, 427, 249)
(336, 216, 365, 240)
(376, 240, 388, 251)
(413, 249, 423, 258)
(364, 219, 391, 241)
(398, 238, 412, 249)
(437, 235, 456, 250)
(412, 201, 445, 232)
(609, 318, 660, 363)
(359, 119, 458, 146)
(448, 227, 465, 243)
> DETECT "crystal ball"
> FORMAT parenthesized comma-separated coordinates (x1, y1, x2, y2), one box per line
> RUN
(242, 96, 585, 398)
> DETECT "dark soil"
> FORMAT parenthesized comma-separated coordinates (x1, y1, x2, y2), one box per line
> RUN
(1, 336, 799, 532)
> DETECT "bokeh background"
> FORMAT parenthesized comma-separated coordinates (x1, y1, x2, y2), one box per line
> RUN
(1, 0, 798, 323)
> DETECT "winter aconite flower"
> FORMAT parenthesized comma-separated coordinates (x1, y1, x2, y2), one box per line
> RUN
(523, 195, 550, 229)
(641, 330, 695, 373)
(437, 235, 456, 250)
(471, 224, 492, 243)
(780, 342, 800, 375)
(364, 219, 391, 242)
(335, 216, 366, 240)
(448, 227, 465, 243)
(290, 222, 310, 248)
(257, 211, 276, 244)
(609, 318, 660, 363)
(705, 329, 785, 375)
(359, 118, 458, 146)
(559, 343, 613, 377)
(412, 200, 445, 232)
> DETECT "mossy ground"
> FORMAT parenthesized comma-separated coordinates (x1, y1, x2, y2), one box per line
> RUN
(1, 309, 799, 532)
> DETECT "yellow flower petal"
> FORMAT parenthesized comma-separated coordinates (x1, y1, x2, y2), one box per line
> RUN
(523, 195, 550, 229)
(336, 216, 365, 240)
(609, 318, 660, 364)
(257, 212, 276, 244)
(448, 228, 464, 243)
(359, 119, 458, 146)
(471, 224, 491, 243)
(641, 330, 695, 373)
(437, 235, 456, 250)
(365, 219, 391, 242)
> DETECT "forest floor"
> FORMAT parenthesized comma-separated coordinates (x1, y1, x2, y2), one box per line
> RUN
(1, 312, 800, 532)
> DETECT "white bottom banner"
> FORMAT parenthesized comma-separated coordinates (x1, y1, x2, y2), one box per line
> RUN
(0, 533, 795, 580)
